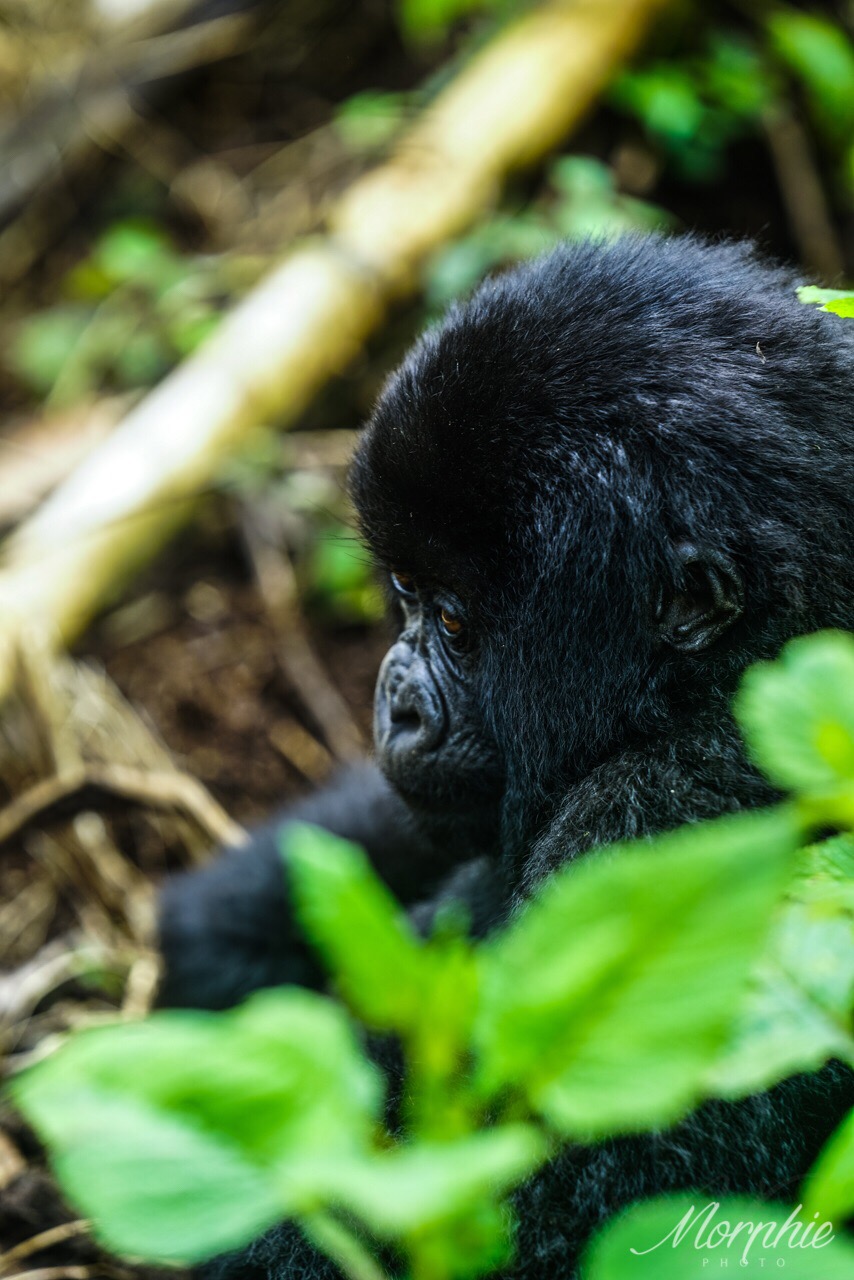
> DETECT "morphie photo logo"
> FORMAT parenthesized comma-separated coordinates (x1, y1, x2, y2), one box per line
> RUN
(627, 1200, 836, 1270)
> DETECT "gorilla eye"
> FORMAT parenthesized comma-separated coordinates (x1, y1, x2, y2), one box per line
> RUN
(439, 606, 464, 638)
(390, 571, 417, 598)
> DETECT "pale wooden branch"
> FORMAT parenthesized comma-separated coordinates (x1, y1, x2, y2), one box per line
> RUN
(0, 0, 667, 694)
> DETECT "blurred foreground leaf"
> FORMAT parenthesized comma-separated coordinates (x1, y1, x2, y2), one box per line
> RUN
(474, 808, 799, 1135)
(710, 836, 854, 1096)
(736, 632, 854, 809)
(285, 824, 428, 1030)
(804, 1107, 854, 1223)
(13, 989, 381, 1262)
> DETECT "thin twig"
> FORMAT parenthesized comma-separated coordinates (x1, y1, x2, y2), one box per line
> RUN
(0, 1129, 25, 1190)
(0, 937, 103, 1027)
(2, 1269, 98, 1280)
(242, 511, 365, 762)
(120, 949, 162, 1019)
(0, 1221, 90, 1274)
(763, 107, 845, 282)
(0, 763, 247, 851)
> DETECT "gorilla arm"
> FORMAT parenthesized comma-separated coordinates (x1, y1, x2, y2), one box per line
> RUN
(158, 761, 463, 1010)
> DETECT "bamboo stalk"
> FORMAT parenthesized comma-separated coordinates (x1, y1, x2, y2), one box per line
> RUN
(0, 0, 666, 696)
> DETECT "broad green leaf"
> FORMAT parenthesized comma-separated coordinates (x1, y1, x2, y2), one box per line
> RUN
(284, 824, 428, 1030)
(13, 988, 381, 1260)
(736, 632, 854, 801)
(474, 808, 799, 1136)
(797, 834, 854, 907)
(583, 1195, 853, 1280)
(804, 1108, 854, 1223)
(31, 1091, 280, 1262)
(711, 838, 854, 1095)
(323, 1126, 547, 1235)
(798, 286, 854, 318)
(824, 297, 854, 319)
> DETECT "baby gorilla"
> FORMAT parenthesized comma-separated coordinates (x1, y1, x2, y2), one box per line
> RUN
(160, 236, 854, 1278)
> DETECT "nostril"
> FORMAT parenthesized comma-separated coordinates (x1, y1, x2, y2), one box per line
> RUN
(390, 704, 420, 729)
(389, 688, 421, 730)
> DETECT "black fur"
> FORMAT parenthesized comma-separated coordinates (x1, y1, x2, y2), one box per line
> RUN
(159, 237, 854, 1277)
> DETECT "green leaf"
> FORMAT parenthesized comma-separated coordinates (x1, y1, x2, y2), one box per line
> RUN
(474, 808, 799, 1136)
(398, 0, 484, 40)
(8, 307, 93, 396)
(284, 824, 428, 1030)
(410, 1198, 515, 1280)
(335, 91, 409, 149)
(13, 988, 381, 1262)
(583, 1195, 854, 1280)
(824, 297, 854, 319)
(710, 837, 854, 1096)
(38, 1092, 281, 1262)
(325, 1126, 547, 1235)
(804, 1108, 854, 1223)
(735, 631, 854, 797)
(93, 219, 175, 287)
(798, 286, 854, 318)
(768, 12, 854, 135)
(307, 528, 385, 624)
(611, 67, 706, 143)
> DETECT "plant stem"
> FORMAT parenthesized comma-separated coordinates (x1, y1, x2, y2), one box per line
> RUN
(301, 1212, 393, 1280)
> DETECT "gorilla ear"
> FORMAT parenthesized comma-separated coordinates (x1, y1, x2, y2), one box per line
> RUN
(658, 543, 744, 653)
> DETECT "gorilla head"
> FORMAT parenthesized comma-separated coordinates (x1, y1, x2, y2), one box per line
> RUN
(350, 237, 854, 847)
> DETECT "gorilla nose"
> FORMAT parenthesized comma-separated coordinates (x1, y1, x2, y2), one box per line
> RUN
(375, 651, 447, 757)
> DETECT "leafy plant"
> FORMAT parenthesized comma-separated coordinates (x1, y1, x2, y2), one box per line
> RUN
(798, 286, 854, 319)
(610, 33, 775, 182)
(767, 9, 854, 152)
(304, 526, 386, 626)
(11, 627, 854, 1278)
(6, 219, 234, 405)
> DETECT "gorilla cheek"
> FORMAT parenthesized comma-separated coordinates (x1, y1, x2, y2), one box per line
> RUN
(374, 643, 448, 785)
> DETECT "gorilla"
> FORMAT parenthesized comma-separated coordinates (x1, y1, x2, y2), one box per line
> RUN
(159, 236, 854, 1278)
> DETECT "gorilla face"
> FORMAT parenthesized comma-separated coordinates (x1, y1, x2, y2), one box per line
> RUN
(373, 569, 504, 817)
